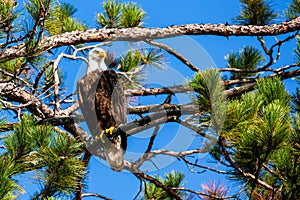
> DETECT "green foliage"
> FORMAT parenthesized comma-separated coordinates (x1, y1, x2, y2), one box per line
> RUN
(0, 0, 18, 32)
(0, 58, 25, 76)
(286, 0, 300, 19)
(234, 102, 290, 172)
(256, 77, 290, 106)
(96, 0, 122, 28)
(33, 133, 85, 197)
(235, 0, 278, 25)
(25, 1, 87, 35)
(295, 36, 300, 64)
(0, 157, 24, 200)
(116, 48, 165, 89)
(49, 3, 87, 35)
(119, 48, 165, 72)
(144, 171, 186, 199)
(140, 48, 166, 69)
(189, 69, 225, 112)
(119, 50, 142, 72)
(225, 46, 265, 80)
(223, 78, 293, 192)
(270, 114, 300, 199)
(96, 0, 145, 28)
(189, 69, 227, 131)
(0, 0, 17, 22)
(24, 0, 47, 20)
(1, 115, 86, 199)
(121, 2, 146, 28)
(292, 87, 300, 113)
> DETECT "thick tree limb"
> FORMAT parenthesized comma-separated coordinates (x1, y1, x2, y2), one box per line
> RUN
(121, 104, 197, 136)
(126, 67, 300, 98)
(125, 85, 193, 97)
(0, 17, 300, 62)
(128, 103, 195, 114)
(0, 82, 54, 118)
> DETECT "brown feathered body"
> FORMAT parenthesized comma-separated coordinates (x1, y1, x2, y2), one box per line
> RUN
(77, 69, 127, 171)
(95, 70, 126, 132)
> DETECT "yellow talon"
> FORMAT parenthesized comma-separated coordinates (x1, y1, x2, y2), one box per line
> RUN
(96, 127, 115, 143)
(105, 126, 115, 135)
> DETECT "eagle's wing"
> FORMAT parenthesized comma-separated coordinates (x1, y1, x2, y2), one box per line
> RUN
(95, 70, 127, 171)
(95, 70, 126, 128)
(77, 70, 102, 137)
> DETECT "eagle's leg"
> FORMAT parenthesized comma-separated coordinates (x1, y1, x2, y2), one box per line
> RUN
(96, 130, 106, 143)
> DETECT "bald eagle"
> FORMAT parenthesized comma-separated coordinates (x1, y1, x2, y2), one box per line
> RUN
(77, 48, 127, 171)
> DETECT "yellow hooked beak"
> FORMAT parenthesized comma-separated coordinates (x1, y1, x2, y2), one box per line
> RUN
(99, 51, 106, 58)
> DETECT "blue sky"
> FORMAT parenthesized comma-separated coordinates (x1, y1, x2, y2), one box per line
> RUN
(18, 0, 298, 199)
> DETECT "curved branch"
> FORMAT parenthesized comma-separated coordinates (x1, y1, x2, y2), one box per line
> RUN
(133, 171, 181, 200)
(81, 193, 111, 200)
(1, 17, 300, 62)
(146, 40, 200, 72)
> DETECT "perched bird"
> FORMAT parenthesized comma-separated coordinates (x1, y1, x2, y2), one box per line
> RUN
(77, 47, 127, 171)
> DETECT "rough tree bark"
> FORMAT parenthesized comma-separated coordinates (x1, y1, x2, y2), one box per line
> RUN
(0, 17, 299, 62)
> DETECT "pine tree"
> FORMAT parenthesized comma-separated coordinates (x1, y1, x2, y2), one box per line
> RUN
(0, 0, 299, 199)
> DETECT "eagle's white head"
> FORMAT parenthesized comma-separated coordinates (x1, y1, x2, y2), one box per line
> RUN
(87, 47, 107, 73)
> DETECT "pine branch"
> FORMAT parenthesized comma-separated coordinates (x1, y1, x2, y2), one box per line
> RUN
(0, 17, 300, 62)
(133, 171, 181, 200)
(218, 136, 274, 191)
(0, 122, 14, 132)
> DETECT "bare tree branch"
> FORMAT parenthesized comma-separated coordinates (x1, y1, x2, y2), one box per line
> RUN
(75, 152, 92, 200)
(171, 187, 236, 200)
(125, 85, 193, 97)
(126, 67, 300, 98)
(133, 179, 144, 200)
(1, 17, 300, 62)
(146, 40, 200, 72)
(81, 193, 112, 200)
(180, 156, 231, 175)
(145, 126, 160, 154)
(52, 53, 63, 112)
